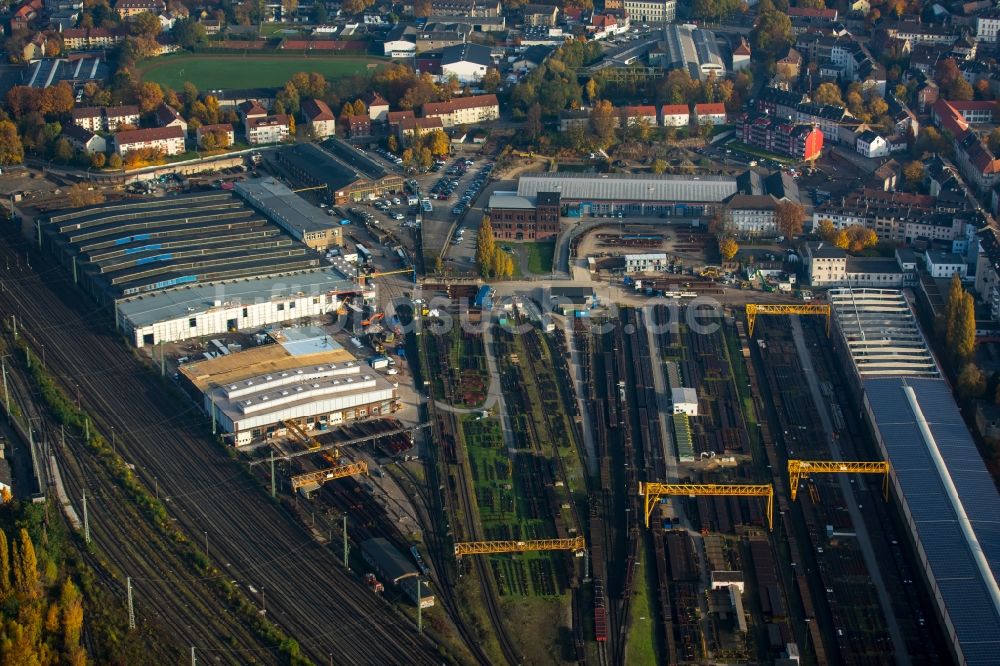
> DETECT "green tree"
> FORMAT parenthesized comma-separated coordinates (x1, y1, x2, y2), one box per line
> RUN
(774, 200, 805, 238)
(903, 161, 925, 190)
(525, 102, 542, 142)
(172, 19, 208, 49)
(589, 99, 616, 148)
(0, 121, 24, 165)
(481, 68, 501, 93)
(12, 528, 38, 601)
(53, 137, 73, 163)
(0, 529, 10, 600)
(312, 0, 328, 22)
(957, 362, 986, 399)
(751, 0, 793, 58)
(945, 272, 963, 346)
(476, 216, 497, 278)
(813, 82, 844, 107)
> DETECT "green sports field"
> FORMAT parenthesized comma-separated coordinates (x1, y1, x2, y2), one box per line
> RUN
(137, 54, 386, 90)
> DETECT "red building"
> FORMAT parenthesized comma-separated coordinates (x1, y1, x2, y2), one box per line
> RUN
(487, 191, 561, 240)
(738, 113, 823, 161)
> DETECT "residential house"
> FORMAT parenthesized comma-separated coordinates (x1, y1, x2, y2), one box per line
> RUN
(924, 250, 967, 278)
(732, 38, 751, 71)
(621, 105, 658, 127)
(153, 103, 187, 132)
(978, 9, 1000, 43)
(522, 4, 558, 26)
(61, 124, 106, 155)
(362, 92, 390, 123)
(246, 115, 290, 145)
(776, 48, 802, 78)
(10, 0, 43, 32)
(723, 194, 780, 237)
(955, 130, 1000, 193)
(693, 103, 726, 125)
(344, 114, 372, 138)
(623, 0, 676, 23)
(511, 45, 551, 72)
(397, 116, 444, 139)
(738, 113, 824, 160)
(856, 129, 889, 158)
(588, 13, 629, 40)
(195, 123, 235, 148)
(441, 43, 493, 84)
(114, 125, 185, 156)
(114, 0, 164, 18)
(71, 105, 140, 132)
(60, 27, 126, 50)
(660, 104, 690, 127)
(422, 94, 499, 127)
(301, 99, 335, 138)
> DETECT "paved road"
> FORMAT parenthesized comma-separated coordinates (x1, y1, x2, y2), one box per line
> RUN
(789, 316, 911, 666)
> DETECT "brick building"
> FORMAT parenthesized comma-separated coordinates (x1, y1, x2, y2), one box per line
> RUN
(487, 191, 561, 240)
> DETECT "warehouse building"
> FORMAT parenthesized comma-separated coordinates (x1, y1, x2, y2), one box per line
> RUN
(117, 267, 361, 347)
(235, 177, 344, 250)
(275, 141, 404, 205)
(180, 326, 398, 446)
(514, 172, 741, 217)
(658, 24, 725, 81)
(40, 192, 326, 304)
(829, 287, 1000, 665)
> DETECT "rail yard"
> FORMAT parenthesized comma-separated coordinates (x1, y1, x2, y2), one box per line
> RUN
(0, 179, 991, 666)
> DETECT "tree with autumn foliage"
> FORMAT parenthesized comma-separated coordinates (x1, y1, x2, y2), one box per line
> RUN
(719, 237, 739, 262)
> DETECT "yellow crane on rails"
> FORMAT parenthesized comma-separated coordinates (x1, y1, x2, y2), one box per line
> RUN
(639, 482, 774, 531)
(787, 459, 890, 502)
(745, 303, 831, 337)
(282, 419, 368, 492)
(454, 537, 586, 557)
(292, 184, 328, 193)
(358, 268, 417, 286)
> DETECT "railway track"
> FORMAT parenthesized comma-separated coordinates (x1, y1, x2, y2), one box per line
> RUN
(421, 320, 522, 665)
(0, 233, 441, 664)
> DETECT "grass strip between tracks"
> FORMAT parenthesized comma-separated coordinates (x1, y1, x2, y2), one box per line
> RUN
(8, 331, 316, 666)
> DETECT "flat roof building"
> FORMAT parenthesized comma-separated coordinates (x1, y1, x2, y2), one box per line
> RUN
(235, 177, 344, 250)
(178, 326, 396, 445)
(275, 142, 404, 205)
(828, 288, 938, 377)
(117, 267, 361, 347)
(829, 287, 1000, 665)
(515, 171, 739, 217)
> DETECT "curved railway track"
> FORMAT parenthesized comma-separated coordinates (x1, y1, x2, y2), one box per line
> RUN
(0, 233, 441, 665)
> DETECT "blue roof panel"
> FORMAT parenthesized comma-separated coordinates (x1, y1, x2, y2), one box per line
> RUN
(863, 377, 1000, 661)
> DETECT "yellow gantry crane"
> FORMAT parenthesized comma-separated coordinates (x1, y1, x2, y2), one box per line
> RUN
(745, 303, 831, 337)
(283, 419, 368, 492)
(639, 482, 775, 531)
(454, 537, 586, 557)
(787, 459, 890, 501)
(358, 268, 416, 286)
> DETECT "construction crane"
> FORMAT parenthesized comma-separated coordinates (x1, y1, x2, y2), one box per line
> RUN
(282, 419, 368, 491)
(359, 268, 416, 286)
(454, 537, 586, 557)
(787, 459, 890, 502)
(639, 482, 774, 531)
(745, 303, 831, 337)
(252, 422, 432, 465)
(293, 185, 328, 193)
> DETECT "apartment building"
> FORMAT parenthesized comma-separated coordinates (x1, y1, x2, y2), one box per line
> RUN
(71, 105, 140, 133)
(246, 115, 290, 145)
(302, 99, 336, 138)
(421, 94, 499, 127)
(622, 0, 676, 22)
(114, 125, 185, 156)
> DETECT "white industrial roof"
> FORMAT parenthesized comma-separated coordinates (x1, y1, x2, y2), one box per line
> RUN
(487, 192, 536, 209)
(117, 267, 358, 328)
(829, 288, 938, 378)
(516, 172, 739, 203)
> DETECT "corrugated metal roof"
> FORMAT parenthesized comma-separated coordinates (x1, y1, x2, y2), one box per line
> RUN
(516, 172, 738, 203)
(863, 377, 1000, 665)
